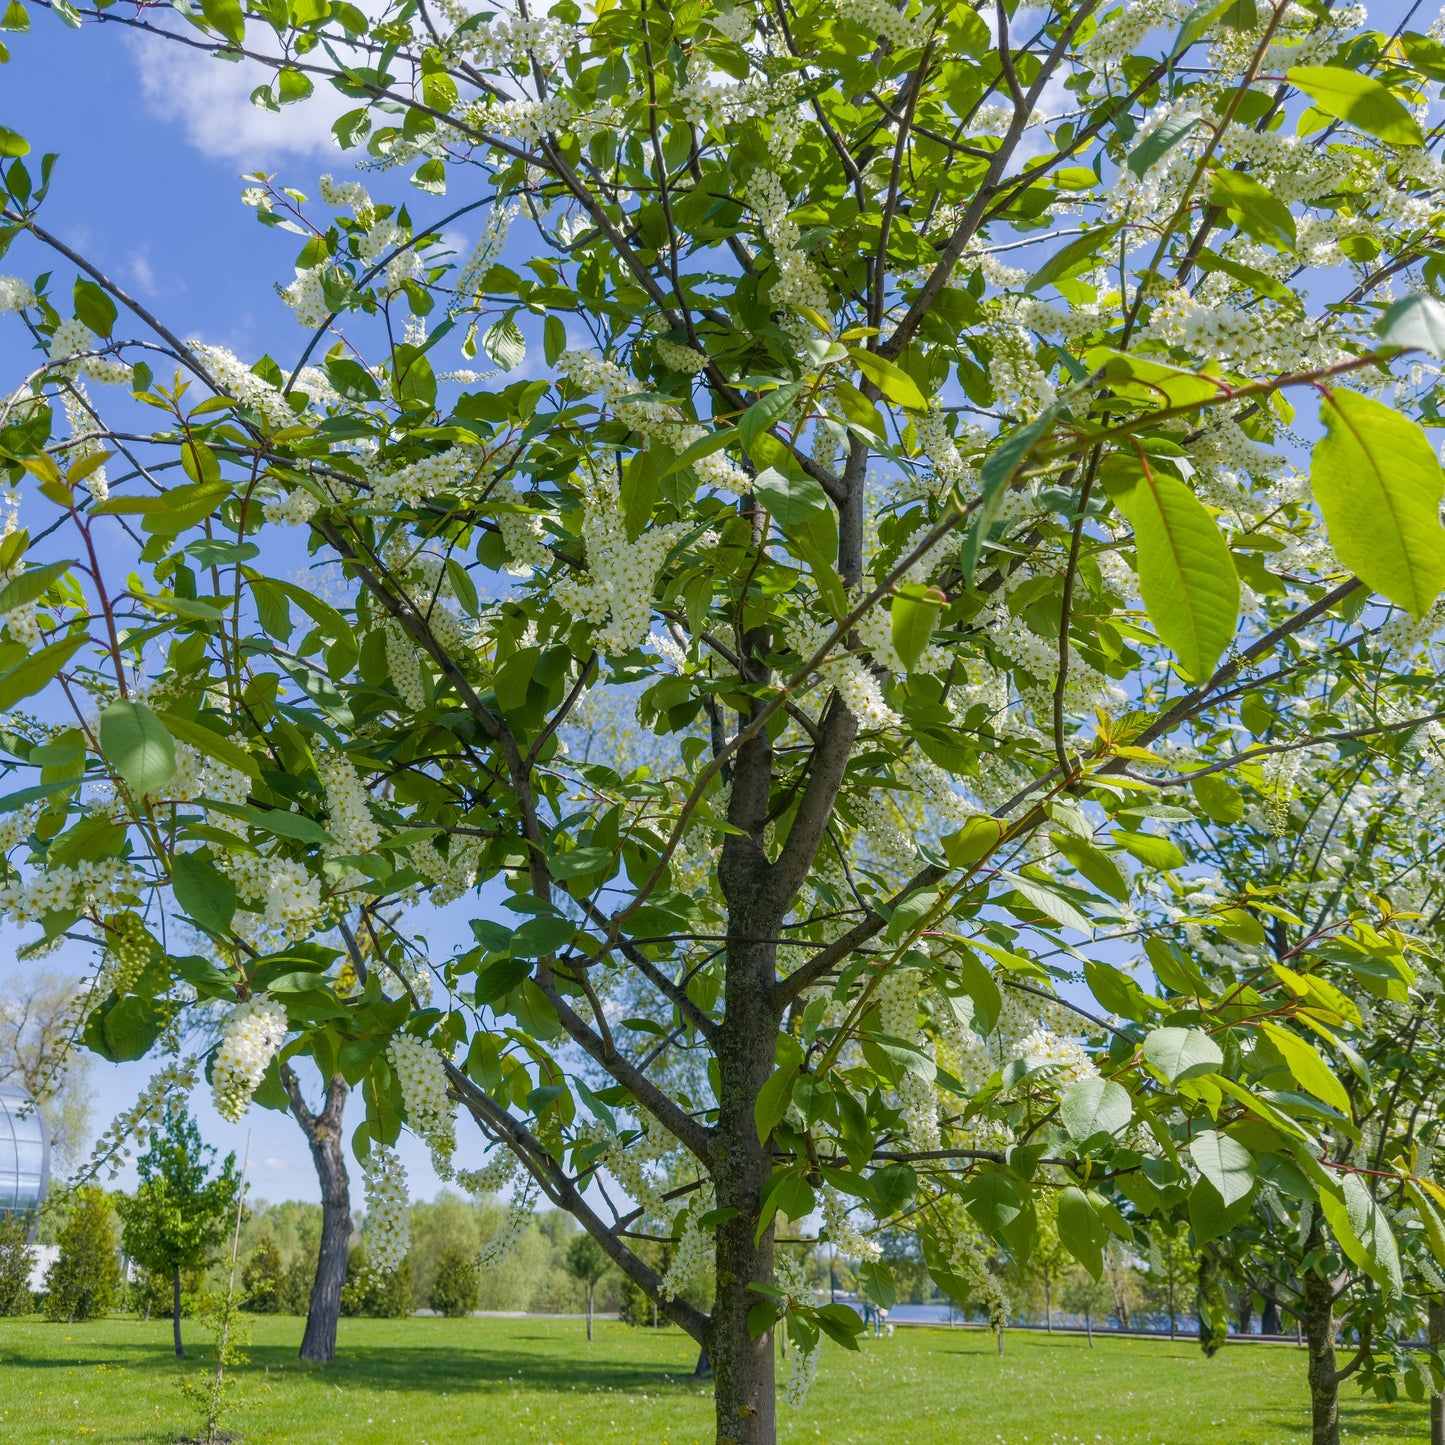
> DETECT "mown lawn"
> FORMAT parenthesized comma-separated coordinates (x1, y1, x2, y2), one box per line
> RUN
(0, 1313, 1427, 1444)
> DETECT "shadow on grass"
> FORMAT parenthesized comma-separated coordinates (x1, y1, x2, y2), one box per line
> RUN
(0, 1334, 699, 1400)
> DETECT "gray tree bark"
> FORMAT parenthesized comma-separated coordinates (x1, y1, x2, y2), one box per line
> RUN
(281, 1066, 351, 1364)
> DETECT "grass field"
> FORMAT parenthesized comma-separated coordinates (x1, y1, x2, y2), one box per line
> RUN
(0, 1314, 1428, 1445)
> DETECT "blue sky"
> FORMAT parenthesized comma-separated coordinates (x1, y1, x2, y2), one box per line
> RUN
(0, 13, 509, 1206)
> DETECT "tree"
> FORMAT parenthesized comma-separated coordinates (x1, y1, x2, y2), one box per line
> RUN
(340, 1244, 414, 1319)
(11, 5, 1445, 1443)
(567, 1231, 612, 1343)
(45, 1187, 120, 1323)
(241, 1233, 285, 1314)
(428, 1243, 480, 1318)
(116, 1105, 240, 1358)
(0, 972, 93, 1169)
(0, 1214, 35, 1316)
(279, 1063, 352, 1362)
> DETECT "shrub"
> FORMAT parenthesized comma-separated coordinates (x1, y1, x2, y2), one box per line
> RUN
(428, 1244, 479, 1317)
(242, 1234, 286, 1313)
(45, 1187, 121, 1323)
(341, 1244, 413, 1318)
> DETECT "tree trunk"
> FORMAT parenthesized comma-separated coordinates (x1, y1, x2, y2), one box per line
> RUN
(1238, 1288, 1254, 1337)
(282, 1068, 351, 1365)
(1429, 1295, 1444, 1445)
(1262, 1297, 1282, 1336)
(1085, 1309, 1092, 1348)
(587, 1282, 594, 1343)
(172, 1263, 184, 1358)
(1302, 1271, 1340, 1445)
(711, 929, 779, 1445)
(1044, 1276, 1052, 1333)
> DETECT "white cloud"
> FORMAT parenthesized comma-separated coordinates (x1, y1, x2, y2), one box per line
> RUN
(262, 1156, 289, 1172)
(129, 29, 350, 166)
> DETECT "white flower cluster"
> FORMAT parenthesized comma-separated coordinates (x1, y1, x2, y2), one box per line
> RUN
(653, 337, 710, 375)
(488, 477, 552, 575)
(85, 1055, 199, 1180)
(389, 1033, 457, 1176)
(457, 1146, 519, 1198)
(382, 617, 428, 711)
(791, 614, 900, 734)
(557, 348, 752, 494)
(189, 344, 297, 429)
(747, 170, 830, 320)
(710, 5, 754, 44)
(776, 1253, 823, 1406)
(0, 276, 36, 313)
(48, 319, 131, 385)
(362, 1144, 412, 1273)
(553, 473, 688, 655)
(1014, 1027, 1098, 1085)
(837, 0, 934, 50)
(453, 201, 519, 311)
(223, 854, 327, 946)
(263, 488, 319, 526)
(212, 996, 288, 1121)
(659, 1193, 715, 1300)
(820, 1183, 881, 1263)
(368, 443, 493, 509)
(477, 1180, 537, 1268)
(320, 750, 382, 855)
(282, 267, 332, 329)
(438, 6, 576, 71)
(875, 967, 939, 1149)
(0, 857, 141, 927)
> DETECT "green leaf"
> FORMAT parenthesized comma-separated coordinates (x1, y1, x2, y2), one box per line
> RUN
(99, 699, 177, 798)
(1060, 1077, 1133, 1146)
(0, 126, 29, 158)
(1104, 458, 1238, 682)
(1209, 170, 1296, 251)
(1188, 1129, 1255, 1206)
(1112, 830, 1185, 870)
(1025, 223, 1122, 293)
(890, 585, 944, 673)
(1376, 294, 1445, 359)
(1127, 113, 1202, 178)
(754, 1062, 799, 1144)
(0, 559, 72, 614)
(201, 799, 333, 846)
(1259, 1021, 1352, 1116)
(99, 995, 162, 1062)
(156, 710, 260, 780)
(1288, 66, 1424, 147)
(482, 314, 526, 371)
(278, 67, 314, 103)
(869, 1162, 918, 1217)
(1084, 958, 1154, 1022)
(73, 278, 117, 339)
(1052, 833, 1128, 900)
(1190, 773, 1243, 824)
(0, 633, 85, 710)
(171, 850, 238, 935)
(1057, 1185, 1105, 1279)
(961, 409, 1056, 583)
(1312, 389, 1445, 619)
(1001, 871, 1092, 935)
(738, 380, 806, 455)
(848, 347, 928, 410)
(543, 315, 567, 367)
(1142, 1026, 1223, 1084)
(856, 1259, 897, 1309)
(199, 0, 245, 44)
(1319, 1174, 1401, 1297)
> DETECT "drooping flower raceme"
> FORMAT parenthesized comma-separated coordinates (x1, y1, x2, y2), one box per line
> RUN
(212, 996, 288, 1120)
(388, 1033, 456, 1176)
(362, 1143, 411, 1273)
(477, 1179, 536, 1268)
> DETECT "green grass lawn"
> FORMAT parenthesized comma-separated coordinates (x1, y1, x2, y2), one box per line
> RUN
(0, 1314, 1427, 1444)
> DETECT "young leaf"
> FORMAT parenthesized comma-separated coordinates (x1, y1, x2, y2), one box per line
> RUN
(1288, 66, 1424, 147)
(1312, 389, 1445, 619)
(847, 347, 928, 410)
(890, 584, 945, 673)
(99, 698, 177, 797)
(1259, 1021, 1352, 1116)
(1209, 170, 1296, 251)
(1105, 459, 1239, 682)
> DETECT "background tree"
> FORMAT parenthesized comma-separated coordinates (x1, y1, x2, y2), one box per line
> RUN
(567, 1230, 613, 1343)
(44, 1186, 120, 1324)
(116, 1104, 240, 1358)
(11, 4, 1445, 1443)
(0, 972, 92, 1169)
(0, 1214, 34, 1316)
